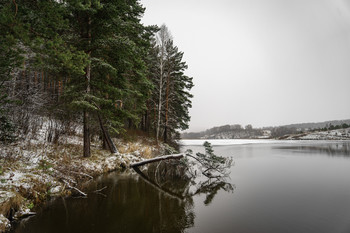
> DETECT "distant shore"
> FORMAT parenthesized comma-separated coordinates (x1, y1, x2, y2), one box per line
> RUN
(180, 127, 350, 143)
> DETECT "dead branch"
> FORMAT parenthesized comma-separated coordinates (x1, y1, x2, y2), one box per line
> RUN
(130, 153, 184, 168)
(62, 179, 87, 197)
(93, 186, 107, 193)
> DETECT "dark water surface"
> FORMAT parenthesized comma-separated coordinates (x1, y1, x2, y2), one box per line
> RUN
(11, 140, 350, 233)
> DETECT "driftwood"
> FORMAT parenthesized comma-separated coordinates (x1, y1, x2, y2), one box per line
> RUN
(62, 180, 87, 197)
(130, 153, 184, 168)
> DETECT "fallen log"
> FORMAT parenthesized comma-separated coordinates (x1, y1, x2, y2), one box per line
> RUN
(133, 167, 184, 201)
(130, 153, 184, 168)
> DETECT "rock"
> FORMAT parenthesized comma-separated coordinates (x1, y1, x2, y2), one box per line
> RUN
(0, 214, 11, 233)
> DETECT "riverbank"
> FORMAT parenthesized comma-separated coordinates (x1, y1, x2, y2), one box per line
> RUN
(0, 134, 173, 232)
(278, 127, 350, 140)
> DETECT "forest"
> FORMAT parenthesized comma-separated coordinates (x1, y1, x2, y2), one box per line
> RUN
(0, 0, 193, 156)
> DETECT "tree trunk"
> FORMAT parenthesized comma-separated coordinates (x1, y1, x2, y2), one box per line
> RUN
(128, 118, 133, 129)
(97, 113, 118, 154)
(156, 39, 165, 143)
(83, 14, 92, 157)
(83, 110, 90, 157)
(102, 135, 107, 150)
(156, 72, 162, 142)
(145, 107, 149, 132)
(164, 74, 170, 143)
(130, 153, 183, 168)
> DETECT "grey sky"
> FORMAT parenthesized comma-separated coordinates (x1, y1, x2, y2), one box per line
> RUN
(141, 0, 350, 132)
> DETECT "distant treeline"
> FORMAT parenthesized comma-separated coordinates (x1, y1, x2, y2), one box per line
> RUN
(279, 119, 350, 131)
(181, 124, 265, 139)
(182, 120, 350, 139)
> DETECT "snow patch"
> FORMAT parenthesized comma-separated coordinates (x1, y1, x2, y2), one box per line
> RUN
(0, 214, 11, 232)
(49, 186, 61, 194)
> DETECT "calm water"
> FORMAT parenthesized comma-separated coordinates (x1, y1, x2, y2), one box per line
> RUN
(11, 140, 350, 233)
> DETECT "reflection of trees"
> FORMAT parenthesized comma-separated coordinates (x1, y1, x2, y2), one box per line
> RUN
(274, 142, 350, 157)
(12, 144, 234, 233)
(12, 171, 196, 233)
(132, 141, 235, 206)
(143, 160, 235, 206)
(192, 179, 234, 206)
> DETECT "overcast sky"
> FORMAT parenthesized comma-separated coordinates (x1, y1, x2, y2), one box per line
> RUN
(141, 0, 350, 132)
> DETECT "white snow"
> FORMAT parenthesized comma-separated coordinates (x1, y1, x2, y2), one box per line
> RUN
(49, 186, 61, 194)
(285, 128, 350, 140)
(0, 214, 11, 231)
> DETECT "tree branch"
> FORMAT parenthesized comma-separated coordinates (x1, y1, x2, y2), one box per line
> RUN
(130, 153, 184, 168)
(12, 0, 18, 18)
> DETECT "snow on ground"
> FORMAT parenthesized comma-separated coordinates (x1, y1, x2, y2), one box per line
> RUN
(285, 128, 350, 140)
(0, 115, 175, 232)
(0, 215, 10, 232)
(0, 138, 164, 232)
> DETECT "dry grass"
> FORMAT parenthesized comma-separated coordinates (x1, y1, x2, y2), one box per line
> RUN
(140, 147, 153, 159)
(0, 192, 23, 217)
(0, 132, 173, 229)
(116, 140, 156, 159)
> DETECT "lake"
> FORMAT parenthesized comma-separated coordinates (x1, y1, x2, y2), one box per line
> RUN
(11, 140, 350, 233)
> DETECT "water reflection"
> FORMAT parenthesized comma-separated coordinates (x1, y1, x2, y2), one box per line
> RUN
(11, 162, 234, 233)
(274, 141, 350, 157)
(11, 172, 194, 233)
(11, 141, 350, 233)
(138, 161, 235, 206)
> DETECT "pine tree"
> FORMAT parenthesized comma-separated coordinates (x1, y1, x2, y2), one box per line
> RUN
(0, 1, 24, 142)
(64, 0, 156, 156)
(0, 0, 87, 141)
(147, 25, 193, 144)
(163, 40, 193, 142)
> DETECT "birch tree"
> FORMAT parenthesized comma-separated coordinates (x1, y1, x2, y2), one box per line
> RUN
(154, 25, 172, 142)
(148, 24, 193, 144)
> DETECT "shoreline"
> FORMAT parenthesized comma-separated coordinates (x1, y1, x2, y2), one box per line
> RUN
(179, 138, 350, 146)
(181, 127, 350, 142)
(0, 137, 172, 232)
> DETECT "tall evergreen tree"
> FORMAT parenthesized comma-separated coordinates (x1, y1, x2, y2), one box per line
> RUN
(0, 0, 87, 141)
(0, 1, 23, 142)
(163, 40, 193, 142)
(148, 24, 193, 144)
(64, 0, 156, 156)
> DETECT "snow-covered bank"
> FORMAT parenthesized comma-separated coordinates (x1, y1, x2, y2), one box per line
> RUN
(282, 128, 350, 140)
(0, 135, 171, 232)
